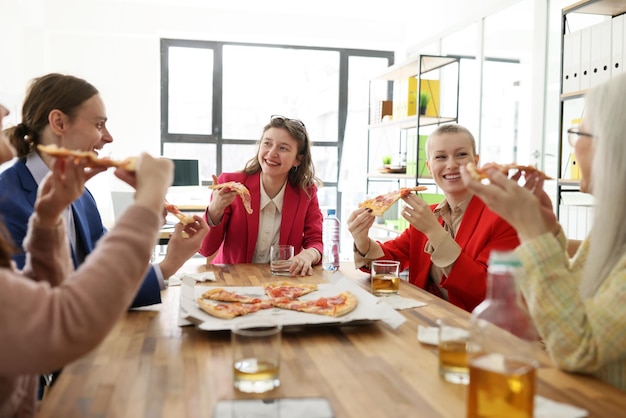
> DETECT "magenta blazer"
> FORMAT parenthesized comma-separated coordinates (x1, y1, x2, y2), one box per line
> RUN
(199, 171, 324, 264)
(375, 196, 520, 312)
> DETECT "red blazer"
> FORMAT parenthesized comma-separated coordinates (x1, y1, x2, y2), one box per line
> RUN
(199, 172, 323, 264)
(377, 196, 519, 312)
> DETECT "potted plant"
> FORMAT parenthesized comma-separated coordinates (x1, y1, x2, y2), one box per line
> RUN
(419, 92, 430, 115)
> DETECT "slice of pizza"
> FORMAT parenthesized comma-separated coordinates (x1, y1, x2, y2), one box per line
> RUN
(271, 291, 358, 317)
(37, 144, 137, 171)
(263, 281, 318, 300)
(208, 175, 253, 215)
(201, 287, 267, 304)
(164, 202, 195, 225)
(359, 186, 428, 217)
(466, 162, 552, 181)
(196, 299, 273, 320)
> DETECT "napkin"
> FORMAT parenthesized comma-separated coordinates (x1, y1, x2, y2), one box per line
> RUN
(168, 271, 216, 286)
(534, 395, 588, 418)
(417, 325, 440, 345)
(377, 294, 427, 310)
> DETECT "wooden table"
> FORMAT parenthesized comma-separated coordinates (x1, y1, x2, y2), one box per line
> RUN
(36, 262, 626, 418)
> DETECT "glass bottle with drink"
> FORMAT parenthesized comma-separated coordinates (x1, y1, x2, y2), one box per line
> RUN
(467, 250, 539, 418)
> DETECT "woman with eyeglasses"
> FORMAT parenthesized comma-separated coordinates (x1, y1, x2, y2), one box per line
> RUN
(199, 116, 324, 276)
(459, 74, 626, 390)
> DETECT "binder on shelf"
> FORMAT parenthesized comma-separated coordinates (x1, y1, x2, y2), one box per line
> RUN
(420, 79, 440, 117)
(590, 19, 612, 87)
(580, 27, 592, 91)
(563, 30, 581, 93)
(612, 13, 624, 77)
(407, 77, 417, 117)
(569, 118, 581, 180)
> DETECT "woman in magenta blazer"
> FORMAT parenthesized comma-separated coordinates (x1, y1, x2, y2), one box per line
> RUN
(199, 116, 323, 276)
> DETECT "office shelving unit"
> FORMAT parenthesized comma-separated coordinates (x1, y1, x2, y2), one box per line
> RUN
(557, 0, 626, 236)
(366, 54, 460, 236)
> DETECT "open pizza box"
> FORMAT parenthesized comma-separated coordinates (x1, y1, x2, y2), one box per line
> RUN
(178, 273, 407, 331)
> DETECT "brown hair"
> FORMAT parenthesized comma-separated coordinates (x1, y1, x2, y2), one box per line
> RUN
(243, 117, 322, 196)
(6, 73, 99, 158)
(0, 220, 16, 268)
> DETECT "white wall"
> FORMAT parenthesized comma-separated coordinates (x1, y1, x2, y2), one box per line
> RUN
(0, 0, 526, 224)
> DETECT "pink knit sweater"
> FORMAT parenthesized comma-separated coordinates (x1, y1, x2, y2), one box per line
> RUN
(0, 204, 160, 417)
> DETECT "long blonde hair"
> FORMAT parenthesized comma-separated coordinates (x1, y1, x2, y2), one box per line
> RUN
(579, 73, 626, 297)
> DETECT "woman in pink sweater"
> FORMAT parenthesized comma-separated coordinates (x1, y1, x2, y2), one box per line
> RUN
(0, 104, 207, 417)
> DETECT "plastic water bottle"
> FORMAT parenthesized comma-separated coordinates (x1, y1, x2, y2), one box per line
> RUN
(322, 209, 341, 271)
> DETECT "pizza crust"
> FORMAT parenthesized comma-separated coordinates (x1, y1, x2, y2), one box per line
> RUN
(197, 299, 240, 319)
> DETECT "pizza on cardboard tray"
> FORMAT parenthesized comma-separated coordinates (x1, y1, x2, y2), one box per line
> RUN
(196, 281, 358, 319)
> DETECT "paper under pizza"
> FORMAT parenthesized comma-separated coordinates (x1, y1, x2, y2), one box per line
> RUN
(208, 175, 253, 214)
(37, 144, 137, 171)
(359, 186, 428, 217)
(466, 162, 552, 181)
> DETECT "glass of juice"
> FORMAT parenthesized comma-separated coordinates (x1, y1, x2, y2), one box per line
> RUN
(467, 353, 535, 418)
(371, 260, 400, 296)
(232, 319, 282, 393)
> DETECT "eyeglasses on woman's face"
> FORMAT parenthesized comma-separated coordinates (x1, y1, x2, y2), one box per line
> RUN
(567, 127, 593, 147)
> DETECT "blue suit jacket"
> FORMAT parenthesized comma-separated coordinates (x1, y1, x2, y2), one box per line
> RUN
(0, 159, 161, 307)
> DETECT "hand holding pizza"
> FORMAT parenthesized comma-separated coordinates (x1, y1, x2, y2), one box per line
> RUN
(158, 214, 209, 278)
(131, 153, 174, 218)
(34, 157, 92, 227)
(400, 193, 444, 238)
(347, 207, 376, 255)
(207, 175, 238, 218)
(459, 164, 553, 242)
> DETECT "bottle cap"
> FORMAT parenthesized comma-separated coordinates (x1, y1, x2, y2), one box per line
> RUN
(327, 209, 336, 217)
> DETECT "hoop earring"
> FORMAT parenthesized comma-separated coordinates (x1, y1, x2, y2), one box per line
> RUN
(292, 166, 298, 172)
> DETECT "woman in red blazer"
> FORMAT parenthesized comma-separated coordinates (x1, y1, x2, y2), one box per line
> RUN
(348, 124, 520, 312)
(199, 116, 323, 276)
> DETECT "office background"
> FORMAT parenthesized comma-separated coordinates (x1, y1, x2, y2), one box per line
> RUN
(0, 0, 586, 246)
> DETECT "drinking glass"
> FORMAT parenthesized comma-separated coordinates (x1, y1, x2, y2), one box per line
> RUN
(270, 244, 294, 276)
(437, 317, 470, 385)
(232, 319, 282, 393)
(370, 260, 400, 295)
